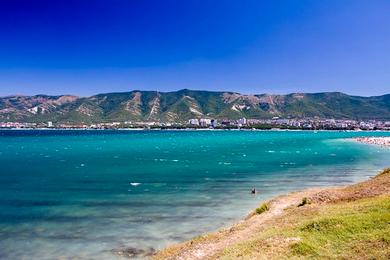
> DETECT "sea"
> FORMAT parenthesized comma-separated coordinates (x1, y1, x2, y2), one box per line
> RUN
(0, 130, 389, 259)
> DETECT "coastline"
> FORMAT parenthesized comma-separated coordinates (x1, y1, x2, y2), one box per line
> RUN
(154, 168, 390, 259)
(153, 138, 390, 259)
(353, 136, 390, 147)
(1, 127, 390, 132)
(1, 131, 390, 258)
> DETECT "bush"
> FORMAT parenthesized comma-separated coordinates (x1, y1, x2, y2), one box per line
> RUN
(256, 203, 269, 214)
(298, 197, 311, 207)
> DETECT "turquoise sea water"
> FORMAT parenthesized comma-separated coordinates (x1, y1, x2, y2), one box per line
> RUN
(0, 130, 389, 259)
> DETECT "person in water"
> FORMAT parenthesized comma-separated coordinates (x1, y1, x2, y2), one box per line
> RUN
(251, 188, 256, 194)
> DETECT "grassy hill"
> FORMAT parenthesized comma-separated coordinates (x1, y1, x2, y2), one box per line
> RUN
(1, 90, 390, 123)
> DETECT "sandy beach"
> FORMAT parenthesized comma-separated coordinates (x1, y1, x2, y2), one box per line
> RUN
(354, 136, 390, 147)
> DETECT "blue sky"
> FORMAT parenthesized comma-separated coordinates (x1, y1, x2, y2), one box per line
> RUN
(0, 0, 389, 96)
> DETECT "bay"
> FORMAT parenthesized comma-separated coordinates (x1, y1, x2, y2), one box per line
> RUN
(0, 130, 389, 259)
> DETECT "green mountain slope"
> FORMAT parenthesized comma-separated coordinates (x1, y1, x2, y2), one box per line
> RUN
(0, 90, 389, 123)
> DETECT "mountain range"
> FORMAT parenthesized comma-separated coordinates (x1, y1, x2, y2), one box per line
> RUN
(1, 89, 390, 123)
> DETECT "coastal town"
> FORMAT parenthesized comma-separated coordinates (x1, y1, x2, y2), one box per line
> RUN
(1, 117, 390, 130)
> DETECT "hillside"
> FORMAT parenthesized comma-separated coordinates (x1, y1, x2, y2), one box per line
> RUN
(154, 168, 390, 259)
(1, 90, 390, 123)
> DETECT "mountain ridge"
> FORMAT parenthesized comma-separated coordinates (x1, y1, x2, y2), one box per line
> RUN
(1, 89, 389, 123)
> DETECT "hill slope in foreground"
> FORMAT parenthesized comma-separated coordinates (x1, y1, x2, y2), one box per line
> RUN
(154, 168, 390, 259)
(1, 90, 390, 123)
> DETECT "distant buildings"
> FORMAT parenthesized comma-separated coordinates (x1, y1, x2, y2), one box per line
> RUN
(237, 118, 247, 127)
(199, 118, 211, 127)
(1, 117, 390, 130)
(211, 119, 217, 128)
(0, 122, 37, 128)
(188, 119, 199, 125)
(187, 118, 218, 128)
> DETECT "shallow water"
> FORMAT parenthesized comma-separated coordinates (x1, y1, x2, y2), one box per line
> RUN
(0, 130, 389, 259)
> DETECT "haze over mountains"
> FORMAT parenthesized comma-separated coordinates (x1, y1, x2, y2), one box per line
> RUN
(1, 89, 390, 123)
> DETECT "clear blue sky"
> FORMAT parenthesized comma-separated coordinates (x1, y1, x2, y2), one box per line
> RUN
(0, 0, 389, 96)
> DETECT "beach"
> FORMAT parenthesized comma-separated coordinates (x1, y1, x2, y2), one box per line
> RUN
(354, 136, 390, 147)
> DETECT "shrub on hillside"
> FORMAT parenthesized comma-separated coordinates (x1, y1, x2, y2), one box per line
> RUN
(256, 203, 269, 214)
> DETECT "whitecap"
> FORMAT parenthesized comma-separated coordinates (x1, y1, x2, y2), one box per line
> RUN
(267, 150, 275, 153)
(130, 182, 141, 186)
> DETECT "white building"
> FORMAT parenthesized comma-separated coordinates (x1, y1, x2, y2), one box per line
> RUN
(199, 118, 211, 127)
(188, 119, 199, 125)
(238, 118, 247, 126)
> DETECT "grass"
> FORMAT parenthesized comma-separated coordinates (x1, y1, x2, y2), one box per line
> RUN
(220, 195, 390, 259)
(294, 196, 390, 258)
(255, 203, 269, 214)
(290, 241, 318, 256)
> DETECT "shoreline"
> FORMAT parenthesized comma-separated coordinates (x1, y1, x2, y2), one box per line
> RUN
(152, 139, 390, 259)
(0, 128, 390, 132)
(353, 136, 390, 147)
(154, 187, 328, 259)
(153, 168, 390, 259)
